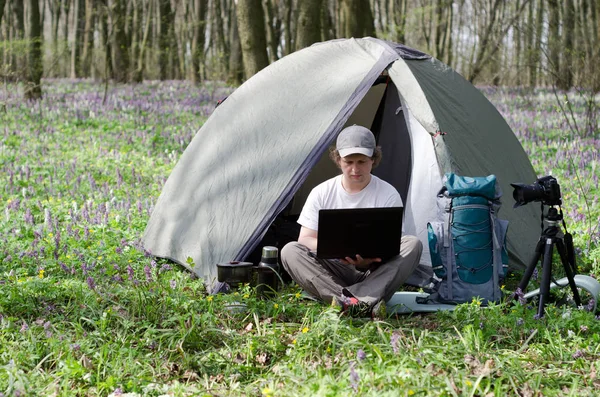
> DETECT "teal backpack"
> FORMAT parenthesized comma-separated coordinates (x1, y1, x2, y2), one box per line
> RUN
(427, 174, 509, 304)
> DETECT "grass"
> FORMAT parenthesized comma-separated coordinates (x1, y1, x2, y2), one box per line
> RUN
(0, 80, 599, 396)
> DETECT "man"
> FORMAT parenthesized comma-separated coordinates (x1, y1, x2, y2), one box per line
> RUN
(281, 125, 423, 317)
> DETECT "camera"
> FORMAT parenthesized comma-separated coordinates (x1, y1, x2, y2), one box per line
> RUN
(510, 175, 562, 208)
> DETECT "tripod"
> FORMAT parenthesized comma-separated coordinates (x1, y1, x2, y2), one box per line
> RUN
(517, 206, 581, 318)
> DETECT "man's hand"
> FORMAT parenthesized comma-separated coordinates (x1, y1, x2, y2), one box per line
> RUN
(340, 255, 381, 268)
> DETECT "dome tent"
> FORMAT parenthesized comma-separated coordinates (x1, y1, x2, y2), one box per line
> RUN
(142, 38, 540, 286)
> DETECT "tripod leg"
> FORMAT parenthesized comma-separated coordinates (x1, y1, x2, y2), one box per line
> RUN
(537, 239, 554, 318)
(555, 239, 582, 307)
(517, 238, 544, 297)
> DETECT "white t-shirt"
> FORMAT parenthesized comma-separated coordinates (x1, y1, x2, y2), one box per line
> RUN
(297, 174, 403, 231)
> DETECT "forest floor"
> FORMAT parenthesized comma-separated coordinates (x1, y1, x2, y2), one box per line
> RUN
(0, 80, 599, 396)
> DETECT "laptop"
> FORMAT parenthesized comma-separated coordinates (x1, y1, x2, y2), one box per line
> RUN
(316, 207, 403, 260)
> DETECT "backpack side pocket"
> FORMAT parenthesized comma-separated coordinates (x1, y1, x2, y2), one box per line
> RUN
(427, 222, 445, 279)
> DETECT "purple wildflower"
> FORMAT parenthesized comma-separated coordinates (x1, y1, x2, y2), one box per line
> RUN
(516, 318, 524, 326)
(160, 263, 172, 273)
(349, 361, 359, 392)
(572, 350, 585, 359)
(127, 265, 135, 280)
(24, 208, 34, 224)
(513, 288, 527, 305)
(170, 279, 177, 289)
(115, 246, 122, 254)
(144, 265, 153, 282)
(70, 343, 81, 351)
(20, 322, 28, 333)
(586, 299, 595, 312)
(390, 332, 400, 354)
(357, 349, 366, 361)
(116, 169, 123, 187)
(86, 276, 96, 290)
(580, 325, 588, 332)
(112, 387, 123, 396)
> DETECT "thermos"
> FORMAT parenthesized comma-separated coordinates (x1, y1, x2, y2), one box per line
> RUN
(256, 246, 280, 298)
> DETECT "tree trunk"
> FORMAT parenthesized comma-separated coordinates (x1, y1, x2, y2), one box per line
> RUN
(282, 0, 293, 54)
(133, 0, 152, 82)
(262, 0, 278, 63)
(547, 0, 562, 86)
(321, 0, 334, 41)
(491, 1, 508, 86)
(69, 0, 80, 78)
(435, 0, 450, 62)
(591, 0, 599, 91)
(211, 0, 228, 69)
(191, 0, 207, 83)
(12, 0, 25, 39)
(173, 1, 184, 80)
(418, 0, 433, 51)
(158, 0, 174, 79)
(110, 0, 129, 82)
(227, 0, 242, 85)
(25, 0, 43, 99)
(392, 0, 408, 43)
(49, 0, 61, 77)
(12, 0, 25, 76)
(0, 0, 7, 26)
(580, 0, 592, 60)
(296, 0, 322, 50)
(60, 0, 71, 76)
(341, 0, 360, 37)
(130, 0, 140, 81)
(361, 0, 375, 37)
(445, 0, 453, 66)
(236, 0, 269, 79)
(101, 2, 113, 80)
(529, 0, 544, 86)
(563, 0, 575, 89)
(80, 0, 94, 77)
(513, 0, 521, 85)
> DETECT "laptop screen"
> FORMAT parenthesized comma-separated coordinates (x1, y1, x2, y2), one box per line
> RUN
(316, 207, 403, 260)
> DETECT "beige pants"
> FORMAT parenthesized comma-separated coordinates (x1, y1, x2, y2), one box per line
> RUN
(281, 235, 423, 306)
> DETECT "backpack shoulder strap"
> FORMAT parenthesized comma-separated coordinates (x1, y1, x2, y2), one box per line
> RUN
(489, 201, 501, 302)
(444, 198, 453, 301)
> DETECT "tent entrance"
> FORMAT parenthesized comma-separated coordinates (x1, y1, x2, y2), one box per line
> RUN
(247, 81, 413, 269)
(287, 81, 412, 215)
(371, 82, 412, 205)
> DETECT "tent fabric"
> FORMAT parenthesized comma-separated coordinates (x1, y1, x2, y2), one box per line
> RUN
(403, 57, 541, 267)
(142, 37, 540, 285)
(142, 38, 401, 281)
